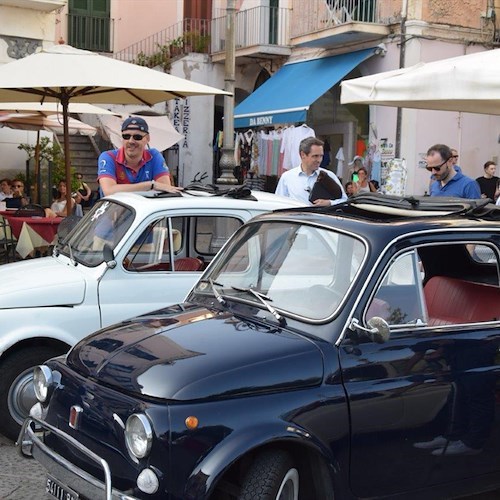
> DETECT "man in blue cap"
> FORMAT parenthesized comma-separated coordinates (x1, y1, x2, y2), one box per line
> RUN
(98, 116, 182, 197)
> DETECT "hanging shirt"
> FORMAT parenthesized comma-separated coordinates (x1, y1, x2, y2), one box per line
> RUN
(335, 147, 345, 180)
(280, 124, 316, 170)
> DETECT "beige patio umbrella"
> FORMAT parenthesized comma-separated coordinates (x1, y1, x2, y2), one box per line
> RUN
(0, 102, 114, 115)
(0, 103, 114, 203)
(0, 43, 229, 210)
(341, 48, 500, 115)
(0, 113, 98, 203)
(0, 113, 97, 135)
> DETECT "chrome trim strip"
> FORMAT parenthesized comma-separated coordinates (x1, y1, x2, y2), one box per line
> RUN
(17, 417, 137, 500)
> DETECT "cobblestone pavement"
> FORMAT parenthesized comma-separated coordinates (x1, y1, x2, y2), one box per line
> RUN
(0, 434, 47, 499)
(0, 432, 499, 500)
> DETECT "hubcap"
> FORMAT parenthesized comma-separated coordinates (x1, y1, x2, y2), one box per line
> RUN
(277, 468, 299, 500)
(8, 368, 37, 425)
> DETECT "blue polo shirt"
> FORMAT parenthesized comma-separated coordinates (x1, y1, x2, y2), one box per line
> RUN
(97, 147, 170, 186)
(429, 166, 481, 199)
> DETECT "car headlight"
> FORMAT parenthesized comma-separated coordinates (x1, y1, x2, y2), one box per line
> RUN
(33, 365, 54, 403)
(125, 414, 153, 459)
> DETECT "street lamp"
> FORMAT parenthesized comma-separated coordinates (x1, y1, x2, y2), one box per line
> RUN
(216, 0, 238, 184)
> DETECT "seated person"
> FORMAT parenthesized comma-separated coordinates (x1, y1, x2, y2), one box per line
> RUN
(50, 180, 75, 217)
(9, 179, 29, 207)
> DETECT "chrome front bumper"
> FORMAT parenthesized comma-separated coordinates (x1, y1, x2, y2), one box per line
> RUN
(17, 417, 138, 500)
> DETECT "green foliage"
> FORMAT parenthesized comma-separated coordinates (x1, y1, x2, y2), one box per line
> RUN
(135, 43, 172, 71)
(183, 30, 210, 53)
(132, 31, 210, 72)
(17, 137, 78, 192)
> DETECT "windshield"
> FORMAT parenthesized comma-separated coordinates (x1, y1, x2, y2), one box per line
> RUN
(58, 200, 135, 266)
(197, 221, 366, 322)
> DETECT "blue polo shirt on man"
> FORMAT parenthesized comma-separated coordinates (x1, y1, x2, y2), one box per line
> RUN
(429, 166, 481, 198)
(97, 147, 170, 187)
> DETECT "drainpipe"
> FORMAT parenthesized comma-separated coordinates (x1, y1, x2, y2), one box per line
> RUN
(395, 0, 408, 158)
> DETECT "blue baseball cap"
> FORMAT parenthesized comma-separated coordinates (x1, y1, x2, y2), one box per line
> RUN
(121, 116, 149, 133)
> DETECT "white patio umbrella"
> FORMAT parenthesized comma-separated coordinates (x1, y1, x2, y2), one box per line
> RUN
(340, 49, 500, 115)
(99, 113, 183, 152)
(0, 43, 229, 210)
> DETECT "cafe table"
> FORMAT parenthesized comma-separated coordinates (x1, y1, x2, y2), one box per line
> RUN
(0, 211, 63, 259)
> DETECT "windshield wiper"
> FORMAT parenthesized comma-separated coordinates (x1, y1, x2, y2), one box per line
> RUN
(67, 241, 77, 266)
(231, 286, 286, 327)
(208, 278, 227, 305)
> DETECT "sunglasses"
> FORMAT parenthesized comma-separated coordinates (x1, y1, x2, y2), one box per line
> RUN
(426, 157, 451, 172)
(122, 133, 146, 141)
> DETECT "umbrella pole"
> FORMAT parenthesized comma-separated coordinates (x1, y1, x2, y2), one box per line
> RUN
(34, 130, 40, 204)
(62, 95, 72, 215)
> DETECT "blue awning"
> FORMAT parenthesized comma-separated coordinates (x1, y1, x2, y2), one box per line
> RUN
(234, 48, 376, 129)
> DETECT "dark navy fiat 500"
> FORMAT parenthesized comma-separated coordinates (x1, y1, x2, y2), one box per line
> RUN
(18, 195, 500, 500)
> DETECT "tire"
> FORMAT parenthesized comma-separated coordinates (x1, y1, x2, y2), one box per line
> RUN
(239, 450, 299, 500)
(0, 346, 63, 441)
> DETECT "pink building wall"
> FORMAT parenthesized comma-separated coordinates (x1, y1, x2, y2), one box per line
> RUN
(56, 1, 181, 53)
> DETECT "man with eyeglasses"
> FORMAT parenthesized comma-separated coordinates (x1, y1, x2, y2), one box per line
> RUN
(427, 144, 480, 199)
(98, 117, 182, 197)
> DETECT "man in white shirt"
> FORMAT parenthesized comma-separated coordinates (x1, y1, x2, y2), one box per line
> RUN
(0, 178, 12, 201)
(275, 137, 347, 206)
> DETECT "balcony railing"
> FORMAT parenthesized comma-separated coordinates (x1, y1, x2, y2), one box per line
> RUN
(211, 5, 290, 53)
(67, 13, 113, 52)
(291, 0, 381, 38)
(114, 18, 210, 67)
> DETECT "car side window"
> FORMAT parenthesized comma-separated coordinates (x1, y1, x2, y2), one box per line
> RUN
(123, 217, 181, 272)
(194, 216, 242, 255)
(366, 250, 427, 327)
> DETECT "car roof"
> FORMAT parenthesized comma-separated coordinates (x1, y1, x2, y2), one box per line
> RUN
(255, 193, 500, 237)
(103, 187, 305, 213)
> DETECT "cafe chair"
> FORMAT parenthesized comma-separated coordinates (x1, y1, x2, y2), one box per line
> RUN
(0, 217, 17, 263)
(14, 203, 46, 217)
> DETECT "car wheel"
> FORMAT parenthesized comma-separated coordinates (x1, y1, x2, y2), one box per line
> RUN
(0, 347, 63, 440)
(239, 450, 299, 500)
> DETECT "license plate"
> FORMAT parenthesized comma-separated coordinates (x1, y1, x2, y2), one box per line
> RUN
(46, 475, 79, 500)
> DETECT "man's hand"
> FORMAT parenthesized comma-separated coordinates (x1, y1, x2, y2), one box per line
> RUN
(312, 198, 331, 207)
(154, 181, 183, 193)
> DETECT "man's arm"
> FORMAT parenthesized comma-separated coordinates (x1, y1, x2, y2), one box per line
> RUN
(99, 177, 154, 197)
(311, 170, 347, 206)
(275, 176, 288, 197)
(464, 179, 481, 199)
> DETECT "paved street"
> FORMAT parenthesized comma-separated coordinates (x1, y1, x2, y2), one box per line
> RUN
(1, 431, 499, 500)
(0, 434, 47, 499)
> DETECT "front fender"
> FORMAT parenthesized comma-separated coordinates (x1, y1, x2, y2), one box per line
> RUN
(184, 420, 336, 499)
(0, 306, 100, 359)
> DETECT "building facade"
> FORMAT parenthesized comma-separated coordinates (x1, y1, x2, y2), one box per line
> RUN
(1, 0, 499, 195)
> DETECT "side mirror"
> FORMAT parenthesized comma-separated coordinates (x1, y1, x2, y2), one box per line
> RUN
(367, 317, 390, 343)
(103, 244, 117, 269)
(349, 317, 390, 343)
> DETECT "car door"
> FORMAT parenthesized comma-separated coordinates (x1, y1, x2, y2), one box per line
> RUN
(339, 240, 500, 498)
(97, 211, 246, 328)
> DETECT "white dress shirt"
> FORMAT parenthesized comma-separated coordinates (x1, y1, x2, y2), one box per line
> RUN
(275, 166, 347, 206)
